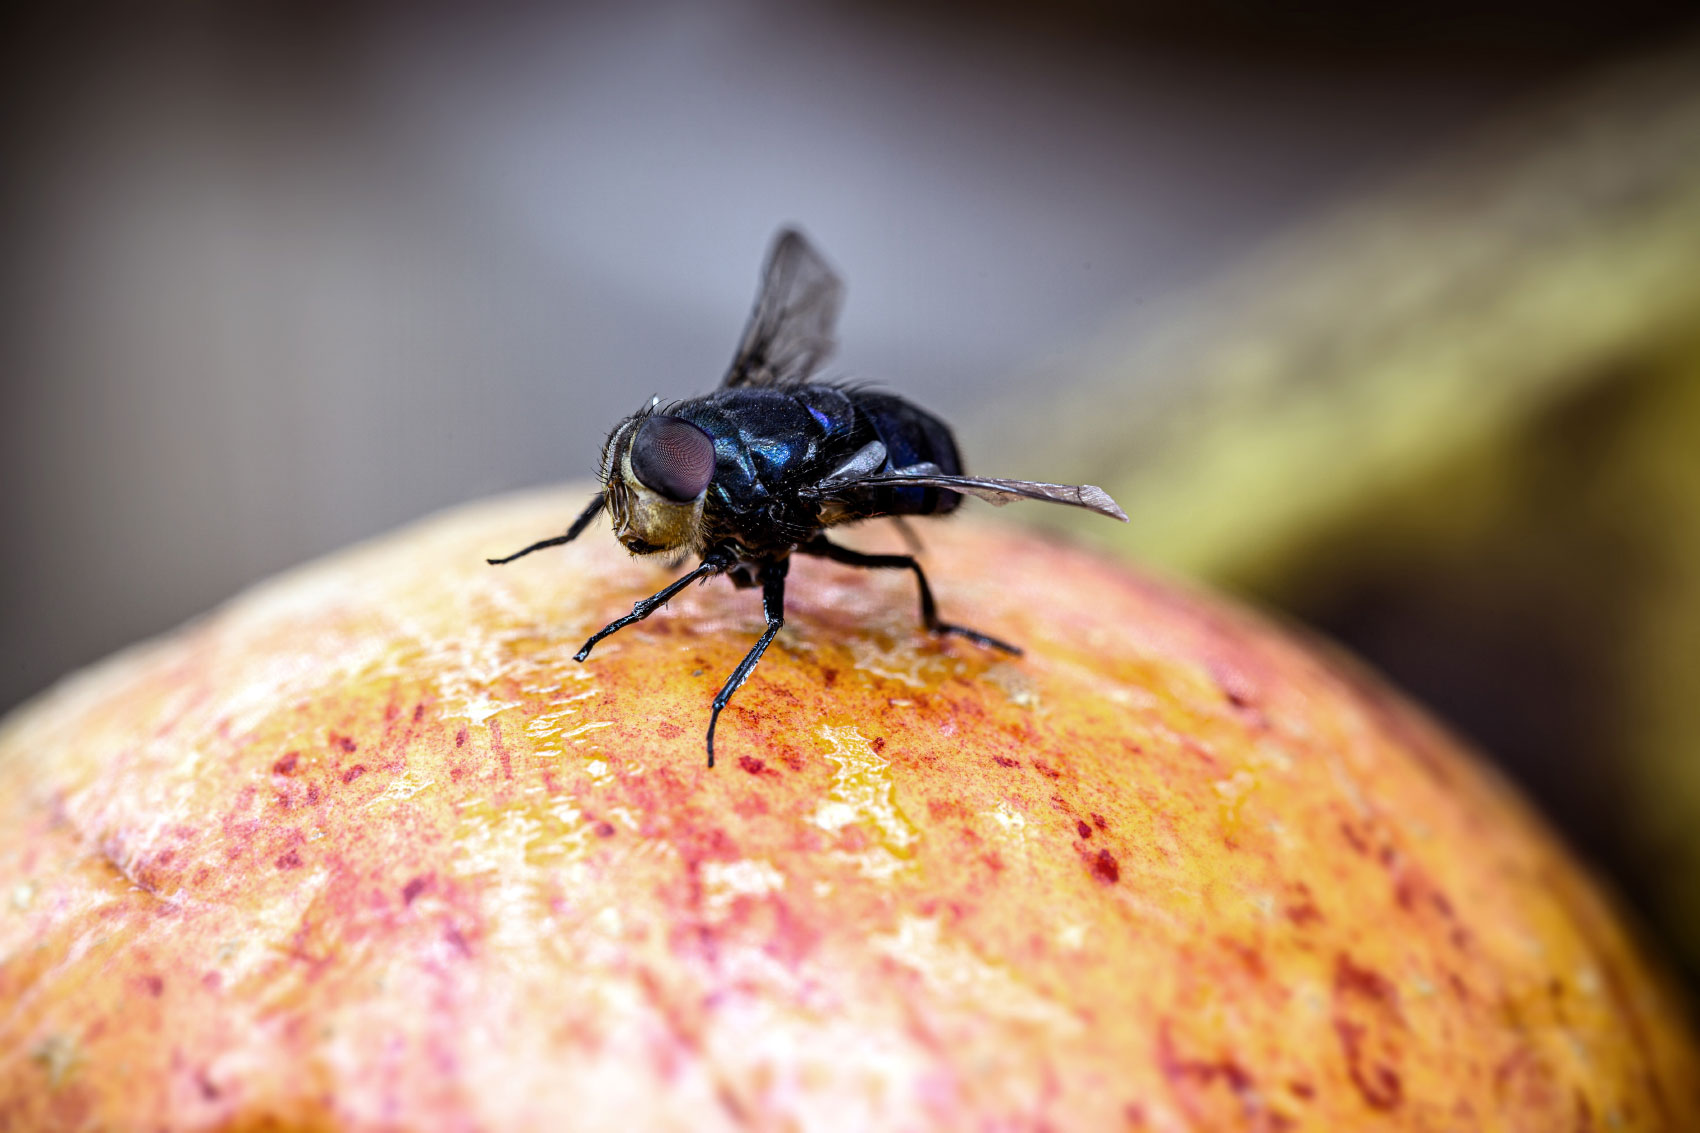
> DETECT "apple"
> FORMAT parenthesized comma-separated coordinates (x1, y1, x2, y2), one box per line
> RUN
(1, 487, 1694, 1130)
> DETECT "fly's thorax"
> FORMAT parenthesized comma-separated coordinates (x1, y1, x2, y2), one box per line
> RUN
(601, 413, 713, 556)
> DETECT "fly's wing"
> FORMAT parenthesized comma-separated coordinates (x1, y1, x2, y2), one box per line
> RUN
(721, 228, 845, 388)
(806, 460, 1129, 522)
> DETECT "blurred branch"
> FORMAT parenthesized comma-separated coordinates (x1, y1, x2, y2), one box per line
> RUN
(976, 39, 1700, 589)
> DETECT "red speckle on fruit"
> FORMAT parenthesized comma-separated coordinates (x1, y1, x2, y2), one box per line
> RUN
(1334, 953, 1405, 1111)
(1088, 849, 1120, 884)
(1338, 819, 1372, 857)
(1156, 1018, 1260, 1122)
(1336, 955, 1401, 1014)
(1180, 735, 1219, 769)
(1285, 882, 1325, 928)
(1336, 1020, 1404, 1111)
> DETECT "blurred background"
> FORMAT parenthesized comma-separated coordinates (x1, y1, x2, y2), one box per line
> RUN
(5, 2, 1700, 982)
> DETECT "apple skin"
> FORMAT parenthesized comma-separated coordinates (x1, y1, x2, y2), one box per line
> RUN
(0, 487, 1695, 1131)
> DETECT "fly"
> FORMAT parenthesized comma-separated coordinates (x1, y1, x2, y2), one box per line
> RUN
(490, 229, 1126, 765)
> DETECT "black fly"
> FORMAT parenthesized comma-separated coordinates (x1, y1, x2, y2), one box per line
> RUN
(490, 229, 1126, 766)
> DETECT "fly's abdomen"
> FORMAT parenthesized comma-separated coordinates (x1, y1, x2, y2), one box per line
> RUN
(849, 390, 964, 517)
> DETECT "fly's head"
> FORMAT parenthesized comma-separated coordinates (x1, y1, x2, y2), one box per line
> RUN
(600, 408, 716, 556)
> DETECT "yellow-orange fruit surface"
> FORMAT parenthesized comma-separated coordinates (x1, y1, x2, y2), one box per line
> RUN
(1, 488, 1694, 1130)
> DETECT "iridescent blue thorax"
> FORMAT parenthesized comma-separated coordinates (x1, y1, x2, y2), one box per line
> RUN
(668, 384, 963, 560)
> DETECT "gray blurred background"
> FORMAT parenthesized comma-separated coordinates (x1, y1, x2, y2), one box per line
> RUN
(7, 0, 1688, 716)
(9, 0, 1700, 983)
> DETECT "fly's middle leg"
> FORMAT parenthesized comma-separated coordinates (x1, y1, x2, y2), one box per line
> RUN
(706, 558, 789, 767)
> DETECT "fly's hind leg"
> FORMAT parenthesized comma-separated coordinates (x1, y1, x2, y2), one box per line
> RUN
(705, 558, 788, 767)
(799, 536, 1020, 655)
(888, 515, 924, 556)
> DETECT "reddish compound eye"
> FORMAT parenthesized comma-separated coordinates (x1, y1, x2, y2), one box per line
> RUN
(630, 415, 716, 502)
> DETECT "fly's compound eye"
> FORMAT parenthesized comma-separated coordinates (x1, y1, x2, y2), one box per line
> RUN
(630, 415, 716, 502)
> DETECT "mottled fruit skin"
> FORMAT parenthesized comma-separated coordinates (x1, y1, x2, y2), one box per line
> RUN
(0, 487, 1695, 1131)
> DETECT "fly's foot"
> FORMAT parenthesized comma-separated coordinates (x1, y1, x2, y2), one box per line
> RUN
(933, 622, 1021, 655)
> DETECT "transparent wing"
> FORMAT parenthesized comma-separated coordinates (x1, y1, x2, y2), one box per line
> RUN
(722, 228, 845, 388)
(807, 461, 1129, 522)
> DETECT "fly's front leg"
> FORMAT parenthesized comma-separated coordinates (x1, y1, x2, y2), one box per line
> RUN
(486, 493, 606, 565)
(705, 558, 788, 767)
(799, 536, 1020, 655)
(575, 555, 728, 663)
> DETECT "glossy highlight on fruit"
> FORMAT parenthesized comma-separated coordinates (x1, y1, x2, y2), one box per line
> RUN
(0, 487, 1695, 1130)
